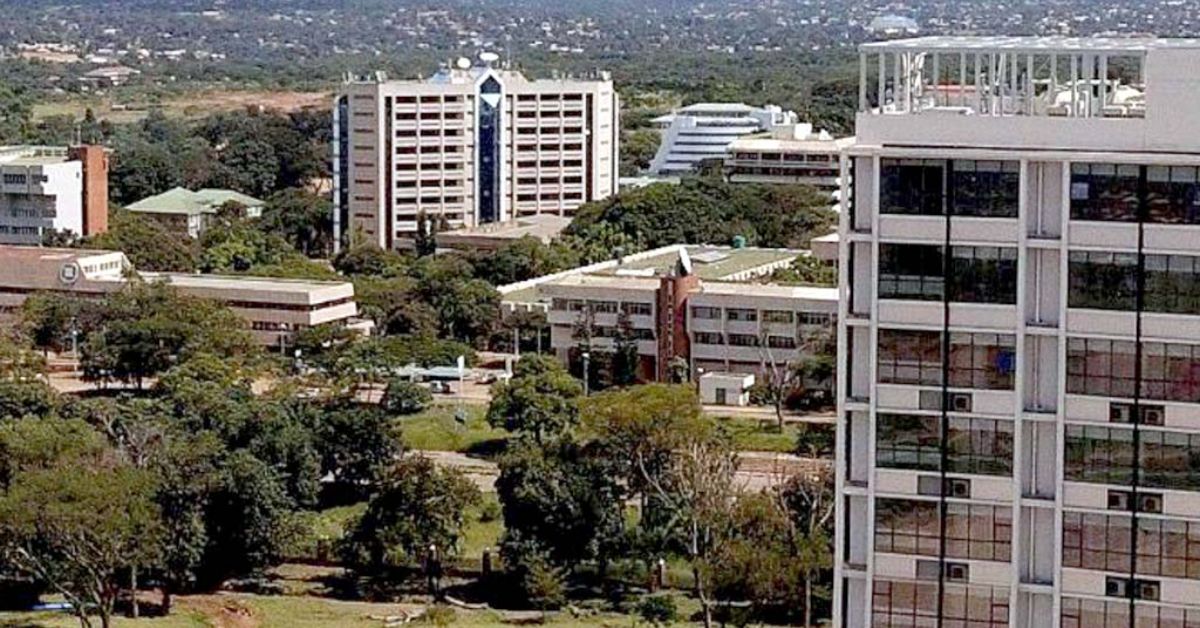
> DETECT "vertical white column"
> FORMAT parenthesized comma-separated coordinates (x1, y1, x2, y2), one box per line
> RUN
(1052, 159, 1072, 628)
(860, 52, 868, 112)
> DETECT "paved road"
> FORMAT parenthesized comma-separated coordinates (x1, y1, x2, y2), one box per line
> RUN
(417, 449, 828, 493)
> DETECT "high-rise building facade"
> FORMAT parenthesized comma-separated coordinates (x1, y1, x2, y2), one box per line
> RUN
(333, 58, 618, 251)
(836, 37, 1200, 628)
(0, 145, 108, 245)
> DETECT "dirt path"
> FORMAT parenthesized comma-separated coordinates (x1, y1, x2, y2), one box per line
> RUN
(178, 594, 259, 628)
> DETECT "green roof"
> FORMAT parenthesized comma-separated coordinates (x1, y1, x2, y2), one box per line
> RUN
(590, 246, 799, 281)
(126, 187, 265, 216)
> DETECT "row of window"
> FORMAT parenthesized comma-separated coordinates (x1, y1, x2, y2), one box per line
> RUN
(1071, 164, 1200, 224)
(690, 305, 833, 326)
(879, 244, 1018, 304)
(875, 414, 1014, 476)
(872, 580, 1010, 628)
(1070, 251, 1200, 315)
(549, 299, 652, 316)
(877, 330, 1016, 390)
(517, 159, 584, 169)
(1062, 597, 1200, 628)
(516, 126, 584, 135)
(1065, 424, 1200, 491)
(874, 498, 1013, 562)
(1064, 511, 1200, 579)
(692, 332, 797, 349)
(1067, 337, 1200, 403)
(880, 158, 1020, 217)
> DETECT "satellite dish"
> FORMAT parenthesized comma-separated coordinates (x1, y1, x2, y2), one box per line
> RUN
(479, 52, 500, 65)
(455, 57, 472, 70)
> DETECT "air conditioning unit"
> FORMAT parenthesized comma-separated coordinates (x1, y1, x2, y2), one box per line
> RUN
(1136, 580, 1161, 602)
(1107, 490, 1131, 511)
(1141, 406, 1165, 426)
(949, 393, 973, 413)
(944, 563, 969, 582)
(1109, 403, 1134, 424)
(1105, 577, 1129, 599)
(1138, 493, 1164, 514)
(946, 478, 971, 498)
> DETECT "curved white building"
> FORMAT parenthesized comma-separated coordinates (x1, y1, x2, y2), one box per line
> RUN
(647, 103, 797, 176)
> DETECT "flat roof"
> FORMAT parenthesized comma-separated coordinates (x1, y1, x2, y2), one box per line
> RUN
(693, 281, 838, 301)
(144, 272, 352, 295)
(126, 187, 265, 216)
(728, 136, 854, 153)
(440, 214, 571, 243)
(589, 246, 800, 281)
(861, 36, 1200, 54)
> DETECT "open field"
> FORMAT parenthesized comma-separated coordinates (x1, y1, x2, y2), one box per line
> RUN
(32, 90, 332, 124)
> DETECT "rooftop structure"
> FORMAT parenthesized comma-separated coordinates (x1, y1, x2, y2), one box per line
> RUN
(126, 187, 265, 238)
(500, 244, 835, 383)
(334, 55, 618, 251)
(0, 246, 360, 346)
(855, 35, 1200, 152)
(436, 214, 571, 252)
(836, 35, 1200, 628)
(0, 145, 108, 244)
(648, 103, 799, 176)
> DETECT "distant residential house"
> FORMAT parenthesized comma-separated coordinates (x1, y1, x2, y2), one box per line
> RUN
(125, 187, 265, 238)
(79, 65, 141, 87)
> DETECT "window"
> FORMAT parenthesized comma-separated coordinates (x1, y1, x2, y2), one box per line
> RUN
(875, 414, 941, 472)
(949, 160, 1019, 217)
(879, 244, 1016, 303)
(1141, 341, 1200, 403)
(589, 300, 618, 314)
(727, 334, 759, 347)
(621, 302, 652, 316)
(871, 580, 939, 628)
(880, 159, 944, 215)
(1147, 165, 1200, 224)
(948, 417, 1014, 476)
(799, 312, 833, 326)
(1064, 424, 1136, 486)
(726, 308, 757, 322)
(762, 310, 793, 324)
(878, 329, 942, 386)
(694, 332, 723, 345)
(1135, 517, 1200, 579)
(1139, 429, 1200, 491)
(1071, 163, 1141, 222)
(1067, 337, 1138, 398)
(950, 246, 1017, 304)
(948, 332, 1016, 390)
(1061, 597, 1133, 628)
(1068, 251, 1139, 310)
(874, 498, 940, 557)
(766, 336, 796, 349)
(1062, 511, 1135, 573)
(944, 503, 1012, 561)
(879, 243, 944, 301)
(1144, 254, 1200, 315)
(939, 584, 1010, 628)
(2, 173, 27, 185)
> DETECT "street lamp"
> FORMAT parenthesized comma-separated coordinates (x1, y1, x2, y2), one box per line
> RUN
(582, 351, 590, 397)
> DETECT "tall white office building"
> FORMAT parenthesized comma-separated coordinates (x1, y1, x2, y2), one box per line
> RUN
(836, 36, 1200, 628)
(333, 56, 618, 251)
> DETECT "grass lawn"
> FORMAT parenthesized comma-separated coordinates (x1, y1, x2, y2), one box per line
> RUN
(461, 493, 503, 560)
(716, 416, 799, 453)
(397, 404, 507, 455)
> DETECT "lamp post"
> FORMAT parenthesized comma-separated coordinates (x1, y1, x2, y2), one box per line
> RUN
(582, 351, 591, 397)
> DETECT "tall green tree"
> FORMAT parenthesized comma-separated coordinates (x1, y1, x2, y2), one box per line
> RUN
(486, 355, 582, 445)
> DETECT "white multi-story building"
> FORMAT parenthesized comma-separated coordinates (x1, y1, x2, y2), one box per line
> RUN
(837, 36, 1200, 628)
(724, 124, 854, 200)
(333, 57, 619, 251)
(648, 103, 798, 176)
(0, 145, 108, 244)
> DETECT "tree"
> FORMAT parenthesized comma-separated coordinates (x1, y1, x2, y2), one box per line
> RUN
(151, 432, 223, 615)
(486, 355, 582, 445)
(414, 210, 437, 257)
(619, 128, 661, 176)
(333, 245, 407, 278)
(199, 450, 296, 586)
(382, 379, 433, 415)
(85, 209, 200, 273)
(769, 254, 836, 287)
(341, 456, 480, 581)
(758, 326, 836, 429)
(317, 401, 404, 496)
(259, 188, 334, 258)
(779, 468, 836, 627)
(473, 237, 579, 286)
(611, 311, 640, 387)
(583, 385, 734, 628)
(0, 462, 163, 628)
(20, 292, 79, 356)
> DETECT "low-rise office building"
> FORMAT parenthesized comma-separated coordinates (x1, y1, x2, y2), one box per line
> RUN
(0, 246, 360, 346)
(500, 244, 836, 386)
(648, 103, 799, 176)
(126, 187, 265, 238)
(0, 145, 108, 244)
(724, 125, 853, 201)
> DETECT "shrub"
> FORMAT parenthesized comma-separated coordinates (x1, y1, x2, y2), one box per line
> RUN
(638, 594, 678, 625)
(383, 379, 433, 415)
